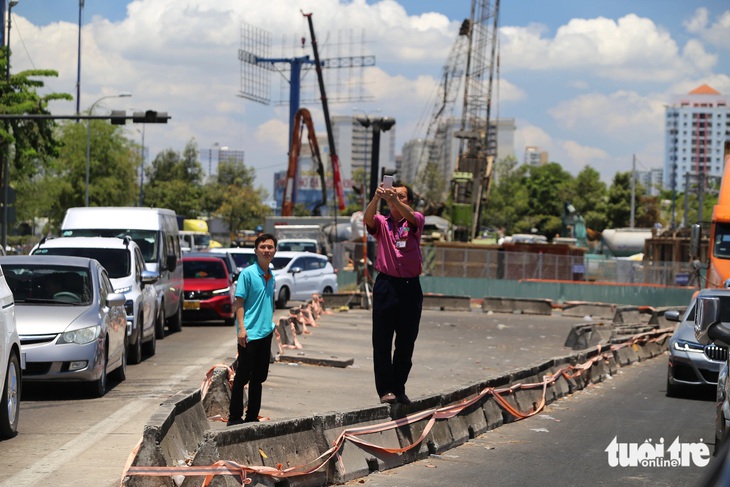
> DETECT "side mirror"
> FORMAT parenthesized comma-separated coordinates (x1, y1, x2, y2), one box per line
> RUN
(690, 223, 702, 260)
(290, 266, 303, 275)
(695, 296, 730, 347)
(141, 270, 160, 287)
(664, 310, 681, 322)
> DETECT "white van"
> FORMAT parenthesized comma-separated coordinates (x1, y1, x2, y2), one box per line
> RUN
(60, 207, 184, 337)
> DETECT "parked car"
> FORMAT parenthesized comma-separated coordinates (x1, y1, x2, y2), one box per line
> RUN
(181, 256, 235, 325)
(271, 251, 338, 308)
(665, 293, 726, 396)
(692, 289, 730, 452)
(0, 255, 127, 397)
(60, 206, 184, 337)
(32, 236, 160, 364)
(0, 262, 21, 439)
(184, 251, 239, 282)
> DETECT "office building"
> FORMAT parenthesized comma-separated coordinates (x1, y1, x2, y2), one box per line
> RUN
(664, 84, 730, 191)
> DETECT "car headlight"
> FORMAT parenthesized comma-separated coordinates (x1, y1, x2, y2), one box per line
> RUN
(115, 285, 132, 294)
(59, 325, 101, 345)
(212, 287, 231, 296)
(673, 339, 705, 353)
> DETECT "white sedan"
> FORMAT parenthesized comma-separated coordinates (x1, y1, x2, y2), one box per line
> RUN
(271, 252, 338, 308)
(212, 248, 337, 308)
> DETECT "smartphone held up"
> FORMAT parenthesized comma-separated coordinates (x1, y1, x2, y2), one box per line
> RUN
(382, 175, 394, 189)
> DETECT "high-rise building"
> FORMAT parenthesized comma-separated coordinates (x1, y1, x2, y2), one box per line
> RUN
(664, 84, 730, 192)
(636, 168, 664, 196)
(524, 146, 548, 166)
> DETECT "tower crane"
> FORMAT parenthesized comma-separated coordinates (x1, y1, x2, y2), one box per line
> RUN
(412, 0, 500, 242)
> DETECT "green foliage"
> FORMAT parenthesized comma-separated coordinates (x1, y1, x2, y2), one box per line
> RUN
(144, 140, 205, 216)
(481, 155, 528, 234)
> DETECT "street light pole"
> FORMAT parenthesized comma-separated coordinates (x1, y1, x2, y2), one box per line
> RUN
(85, 92, 131, 206)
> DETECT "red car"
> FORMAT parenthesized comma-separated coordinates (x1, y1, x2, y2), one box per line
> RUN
(181, 256, 235, 325)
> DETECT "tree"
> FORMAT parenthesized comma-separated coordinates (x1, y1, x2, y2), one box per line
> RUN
(572, 166, 608, 231)
(31, 120, 138, 230)
(144, 140, 204, 216)
(518, 162, 574, 237)
(0, 48, 73, 233)
(482, 155, 529, 235)
(605, 172, 634, 228)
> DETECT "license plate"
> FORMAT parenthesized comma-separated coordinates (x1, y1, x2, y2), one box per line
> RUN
(183, 301, 200, 310)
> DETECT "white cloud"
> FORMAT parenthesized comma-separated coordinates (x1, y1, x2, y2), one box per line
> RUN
(548, 91, 664, 137)
(685, 8, 730, 50)
(500, 14, 717, 82)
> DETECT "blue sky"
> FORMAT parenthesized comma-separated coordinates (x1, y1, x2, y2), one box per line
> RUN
(7, 0, 730, 197)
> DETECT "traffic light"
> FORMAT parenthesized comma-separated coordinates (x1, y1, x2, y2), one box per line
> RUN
(132, 110, 169, 123)
(110, 110, 127, 125)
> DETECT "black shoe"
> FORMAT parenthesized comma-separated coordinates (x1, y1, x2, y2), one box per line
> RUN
(226, 418, 244, 426)
(243, 417, 259, 423)
(396, 394, 411, 405)
(380, 393, 397, 404)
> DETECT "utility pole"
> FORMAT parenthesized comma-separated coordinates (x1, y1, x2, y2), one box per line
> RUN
(630, 154, 635, 228)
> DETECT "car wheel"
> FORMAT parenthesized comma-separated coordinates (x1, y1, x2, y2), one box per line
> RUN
(128, 318, 143, 365)
(0, 352, 21, 439)
(276, 286, 289, 308)
(90, 344, 108, 398)
(112, 337, 127, 382)
(167, 302, 183, 333)
(143, 324, 156, 357)
(666, 371, 680, 397)
(154, 308, 165, 340)
(323, 286, 333, 294)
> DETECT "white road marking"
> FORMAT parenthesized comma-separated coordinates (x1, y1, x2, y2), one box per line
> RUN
(0, 357, 221, 487)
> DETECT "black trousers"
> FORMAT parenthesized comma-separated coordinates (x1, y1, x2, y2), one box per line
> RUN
(371, 273, 423, 397)
(228, 331, 273, 422)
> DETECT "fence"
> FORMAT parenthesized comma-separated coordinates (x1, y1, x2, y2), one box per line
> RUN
(333, 242, 695, 287)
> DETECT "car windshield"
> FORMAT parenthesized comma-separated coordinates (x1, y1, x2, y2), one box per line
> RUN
(33, 247, 130, 279)
(230, 253, 257, 269)
(60, 229, 158, 263)
(3, 264, 92, 305)
(183, 260, 227, 279)
(271, 257, 292, 270)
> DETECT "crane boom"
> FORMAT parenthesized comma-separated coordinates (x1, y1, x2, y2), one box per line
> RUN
(281, 108, 327, 217)
(303, 12, 346, 213)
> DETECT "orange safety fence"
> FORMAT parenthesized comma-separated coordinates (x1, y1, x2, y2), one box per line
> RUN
(122, 329, 672, 485)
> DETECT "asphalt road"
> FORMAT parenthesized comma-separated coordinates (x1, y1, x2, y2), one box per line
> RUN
(0, 304, 714, 487)
(342, 357, 717, 487)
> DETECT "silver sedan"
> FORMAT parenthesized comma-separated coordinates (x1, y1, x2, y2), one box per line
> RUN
(0, 255, 127, 397)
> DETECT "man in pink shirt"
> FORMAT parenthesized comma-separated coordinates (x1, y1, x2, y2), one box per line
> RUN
(363, 181, 425, 405)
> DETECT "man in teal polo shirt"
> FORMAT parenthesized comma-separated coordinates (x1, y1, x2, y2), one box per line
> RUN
(227, 233, 277, 425)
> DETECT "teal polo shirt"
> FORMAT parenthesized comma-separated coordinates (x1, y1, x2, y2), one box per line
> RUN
(235, 261, 276, 341)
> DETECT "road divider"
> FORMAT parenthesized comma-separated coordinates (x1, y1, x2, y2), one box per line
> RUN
(122, 316, 672, 486)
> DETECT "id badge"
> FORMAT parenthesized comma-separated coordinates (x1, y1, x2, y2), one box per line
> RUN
(396, 239, 406, 249)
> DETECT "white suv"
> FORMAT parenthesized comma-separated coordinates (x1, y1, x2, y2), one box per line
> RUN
(0, 263, 21, 438)
(32, 236, 159, 364)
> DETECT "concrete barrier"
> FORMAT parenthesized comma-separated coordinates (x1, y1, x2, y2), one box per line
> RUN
(561, 301, 616, 319)
(124, 330, 671, 487)
(481, 297, 553, 315)
(321, 293, 360, 309)
(422, 294, 472, 311)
